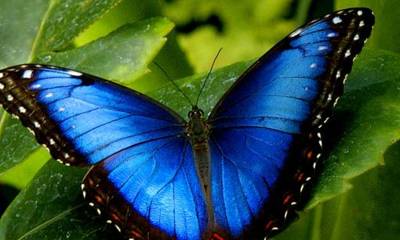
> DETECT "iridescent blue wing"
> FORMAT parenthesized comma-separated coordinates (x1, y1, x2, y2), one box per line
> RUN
(207, 8, 374, 239)
(0, 65, 207, 239)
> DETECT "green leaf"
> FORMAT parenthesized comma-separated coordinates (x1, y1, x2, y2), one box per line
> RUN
(275, 142, 400, 240)
(0, 0, 121, 68)
(36, 17, 174, 85)
(0, 116, 38, 174)
(336, 0, 400, 54)
(309, 48, 400, 207)
(32, 0, 123, 55)
(75, 0, 194, 92)
(0, 148, 49, 189)
(0, 0, 123, 174)
(0, 161, 115, 240)
(148, 61, 252, 118)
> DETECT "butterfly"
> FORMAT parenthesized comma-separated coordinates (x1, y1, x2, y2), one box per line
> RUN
(0, 8, 374, 240)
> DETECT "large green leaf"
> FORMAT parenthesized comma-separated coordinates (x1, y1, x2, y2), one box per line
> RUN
(0, 0, 122, 68)
(0, 161, 114, 240)
(0, 14, 174, 176)
(2, 48, 397, 239)
(36, 17, 174, 85)
(275, 142, 400, 240)
(75, 0, 194, 92)
(309, 49, 400, 207)
(0, 0, 123, 174)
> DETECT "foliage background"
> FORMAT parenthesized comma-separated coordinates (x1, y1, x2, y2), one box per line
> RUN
(0, 0, 399, 239)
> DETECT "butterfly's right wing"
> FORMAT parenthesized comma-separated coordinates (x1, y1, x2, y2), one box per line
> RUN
(0, 65, 208, 240)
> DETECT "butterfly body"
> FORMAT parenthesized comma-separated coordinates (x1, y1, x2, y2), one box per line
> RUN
(0, 8, 374, 240)
(186, 106, 211, 188)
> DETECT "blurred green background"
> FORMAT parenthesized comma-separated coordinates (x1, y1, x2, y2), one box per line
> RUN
(0, 0, 399, 239)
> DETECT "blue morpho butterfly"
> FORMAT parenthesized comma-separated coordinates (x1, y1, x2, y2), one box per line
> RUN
(0, 8, 374, 240)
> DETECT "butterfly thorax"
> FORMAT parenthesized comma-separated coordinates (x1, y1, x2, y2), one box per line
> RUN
(186, 106, 209, 145)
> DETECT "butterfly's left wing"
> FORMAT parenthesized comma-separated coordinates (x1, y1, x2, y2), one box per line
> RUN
(0, 65, 208, 240)
(207, 8, 374, 239)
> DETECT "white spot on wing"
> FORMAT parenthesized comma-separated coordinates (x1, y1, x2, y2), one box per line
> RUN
(359, 20, 365, 27)
(332, 17, 342, 24)
(333, 98, 340, 106)
(0, 73, 4, 78)
(45, 92, 53, 98)
(22, 70, 33, 79)
(114, 224, 121, 232)
(59, 107, 65, 112)
(357, 10, 363, 16)
(0, 83, 5, 90)
(18, 106, 26, 113)
(310, 63, 317, 68)
(345, 49, 351, 57)
(6, 94, 14, 101)
(353, 34, 360, 41)
(33, 121, 41, 128)
(313, 162, 317, 169)
(343, 74, 349, 84)
(336, 71, 341, 79)
(289, 28, 302, 38)
(67, 70, 82, 77)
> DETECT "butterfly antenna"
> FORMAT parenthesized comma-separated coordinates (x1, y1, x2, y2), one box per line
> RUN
(195, 48, 223, 106)
(153, 62, 194, 106)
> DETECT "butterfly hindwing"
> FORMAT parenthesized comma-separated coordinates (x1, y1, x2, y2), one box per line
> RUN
(83, 136, 208, 240)
(207, 8, 374, 238)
